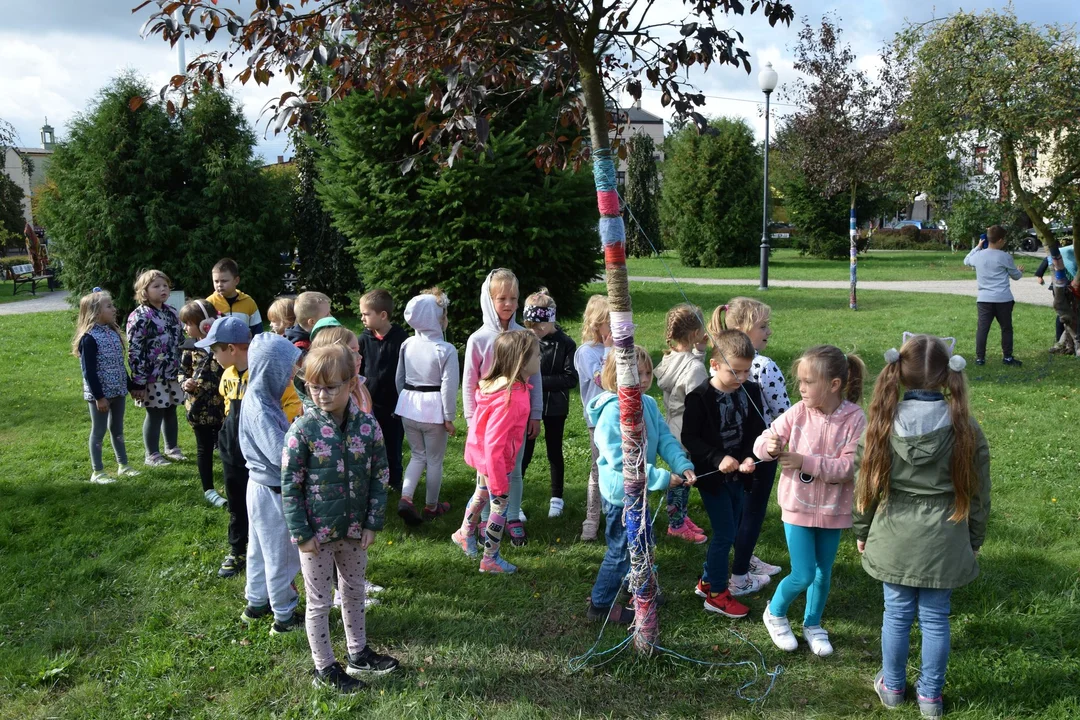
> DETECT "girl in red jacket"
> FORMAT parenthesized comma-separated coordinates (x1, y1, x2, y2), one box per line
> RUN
(452, 330, 540, 574)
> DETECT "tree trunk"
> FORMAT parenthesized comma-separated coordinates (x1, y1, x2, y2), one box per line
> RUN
(849, 182, 858, 310)
(1001, 137, 1067, 282)
(579, 58, 656, 652)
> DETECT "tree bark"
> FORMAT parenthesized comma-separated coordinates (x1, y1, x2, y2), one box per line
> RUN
(579, 56, 656, 652)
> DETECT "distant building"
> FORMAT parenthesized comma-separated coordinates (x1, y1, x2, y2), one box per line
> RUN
(1, 121, 56, 225)
(612, 100, 665, 184)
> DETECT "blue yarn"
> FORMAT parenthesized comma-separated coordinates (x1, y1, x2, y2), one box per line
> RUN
(599, 217, 625, 247)
(593, 150, 618, 192)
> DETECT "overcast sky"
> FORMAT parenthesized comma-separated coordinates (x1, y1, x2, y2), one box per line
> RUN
(1, 1, 1076, 163)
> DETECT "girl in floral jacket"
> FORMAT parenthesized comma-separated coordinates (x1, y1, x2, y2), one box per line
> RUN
(281, 345, 398, 692)
(179, 299, 226, 507)
(126, 269, 186, 467)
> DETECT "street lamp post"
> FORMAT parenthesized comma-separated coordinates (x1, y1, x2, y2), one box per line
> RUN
(758, 62, 778, 291)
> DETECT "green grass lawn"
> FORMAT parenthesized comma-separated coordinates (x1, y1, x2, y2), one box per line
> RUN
(626, 249, 981, 282)
(2, 284, 1078, 719)
(0, 279, 57, 303)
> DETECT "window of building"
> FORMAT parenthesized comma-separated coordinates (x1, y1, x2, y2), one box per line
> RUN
(974, 146, 988, 175)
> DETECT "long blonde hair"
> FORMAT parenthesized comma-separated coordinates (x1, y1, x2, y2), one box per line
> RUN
(710, 297, 770, 338)
(483, 330, 539, 403)
(72, 290, 124, 357)
(794, 345, 865, 405)
(309, 326, 373, 413)
(857, 335, 977, 522)
(580, 294, 610, 344)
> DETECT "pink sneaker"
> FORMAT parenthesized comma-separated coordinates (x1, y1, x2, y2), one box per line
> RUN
(667, 522, 707, 544)
(682, 515, 708, 538)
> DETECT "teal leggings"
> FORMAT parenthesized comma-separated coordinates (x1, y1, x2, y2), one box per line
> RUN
(768, 523, 842, 626)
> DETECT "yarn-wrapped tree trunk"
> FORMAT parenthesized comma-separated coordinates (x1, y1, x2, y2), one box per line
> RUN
(580, 63, 658, 651)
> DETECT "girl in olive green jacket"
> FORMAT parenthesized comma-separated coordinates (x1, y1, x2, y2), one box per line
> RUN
(854, 334, 991, 719)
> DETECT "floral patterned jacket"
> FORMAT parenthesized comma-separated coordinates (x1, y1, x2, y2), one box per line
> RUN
(280, 399, 390, 545)
(126, 303, 184, 389)
(179, 343, 224, 427)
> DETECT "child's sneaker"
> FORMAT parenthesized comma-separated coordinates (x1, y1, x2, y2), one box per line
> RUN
(763, 607, 799, 651)
(667, 522, 707, 544)
(163, 447, 188, 462)
(874, 670, 906, 709)
(507, 520, 527, 547)
(683, 515, 708, 539)
(204, 489, 227, 508)
(974, 357, 986, 366)
(365, 580, 384, 594)
(581, 519, 599, 542)
(89, 471, 116, 485)
(703, 589, 749, 618)
(548, 497, 564, 518)
(270, 611, 304, 635)
(451, 529, 478, 558)
(694, 577, 711, 598)
(728, 572, 770, 597)
(1002, 356, 1023, 367)
(116, 464, 140, 477)
(312, 662, 365, 693)
(479, 553, 517, 573)
(346, 645, 400, 676)
(218, 554, 245, 578)
(917, 694, 943, 718)
(586, 598, 635, 625)
(240, 602, 272, 624)
(397, 497, 423, 526)
(144, 453, 170, 467)
(802, 625, 833, 657)
(518, 509, 527, 522)
(422, 501, 451, 521)
(748, 555, 782, 577)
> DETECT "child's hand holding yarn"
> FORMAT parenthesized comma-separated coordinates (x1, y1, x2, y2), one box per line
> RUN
(360, 528, 376, 550)
(765, 433, 784, 457)
(719, 455, 740, 474)
(738, 457, 756, 474)
(682, 469, 697, 486)
(778, 451, 804, 470)
(299, 537, 319, 554)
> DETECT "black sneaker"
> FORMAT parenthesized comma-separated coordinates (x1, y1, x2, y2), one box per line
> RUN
(270, 611, 304, 635)
(218, 554, 245, 578)
(975, 358, 986, 366)
(240, 603, 272, 624)
(346, 645, 400, 675)
(312, 662, 365, 693)
(586, 599, 635, 625)
(1003, 356, 1023, 367)
(397, 498, 423, 527)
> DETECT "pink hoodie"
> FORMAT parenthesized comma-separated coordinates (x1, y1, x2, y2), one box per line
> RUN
(753, 399, 867, 529)
(463, 381, 532, 495)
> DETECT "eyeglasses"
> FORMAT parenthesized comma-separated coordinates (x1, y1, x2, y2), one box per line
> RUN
(306, 382, 347, 397)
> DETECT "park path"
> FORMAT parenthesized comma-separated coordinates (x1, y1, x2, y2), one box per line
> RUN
(0, 290, 70, 316)
(626, 276, 1054, 307)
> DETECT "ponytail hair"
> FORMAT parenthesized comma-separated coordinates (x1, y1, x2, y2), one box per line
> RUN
(793, 345, 865, 405)
(856, 334, 977, 521)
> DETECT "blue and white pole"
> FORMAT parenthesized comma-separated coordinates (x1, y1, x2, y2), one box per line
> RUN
(849, 208, 858, 310)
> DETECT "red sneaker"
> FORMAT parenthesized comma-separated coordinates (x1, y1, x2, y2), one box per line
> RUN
(703, 589, 749, 618)
(695, 577, 710, 598)
(682, 515, 707, 538)
(667, 522, 707, 544)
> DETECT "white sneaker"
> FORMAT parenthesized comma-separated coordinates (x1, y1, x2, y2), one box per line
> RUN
(117, 464, 140, 477)
(518, 509, 527, 523)
(749, 555, 782, 577)
(548, 497, 564, 518)
(763, 607, 798, 652)
(803, 625, 833, 657)
(728, 572, 771, 597)
(365, 580, 384, 594)
(89, 471, 116, 485)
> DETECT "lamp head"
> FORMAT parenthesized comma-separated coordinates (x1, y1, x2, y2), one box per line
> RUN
(758, 62, 778, 93)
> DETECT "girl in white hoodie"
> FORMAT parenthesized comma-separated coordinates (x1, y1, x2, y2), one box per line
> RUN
(654, 303, 710, 544)
(395, 288, 460, 525)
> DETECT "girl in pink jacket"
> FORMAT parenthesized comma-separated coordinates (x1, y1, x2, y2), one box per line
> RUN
(452, 330, 540, 574)
(754, 345, 867, 658)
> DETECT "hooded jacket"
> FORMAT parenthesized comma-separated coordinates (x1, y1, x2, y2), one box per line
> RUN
(462, 271, 542, 424)
(754, 399, 867, 529)
(654, 349, 709, 443)
(358, 324, 408, 415)
(281, 396, 390, 544)
(463, 380, 532, 496)
(395, 294, 460, 424)
(574, 342, 609, 428)
(588, 391, 693, 508)
(536, 327, 577, 417)
(239, 333, 301, 488)
(682, 379, 767, 494)
(853, 396, 991, 589)
(284, 323, 311, 355)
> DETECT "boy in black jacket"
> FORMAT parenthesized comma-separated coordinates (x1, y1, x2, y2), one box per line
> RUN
(521, 290, 578, 522)
(682, 329, 767, 619)
(358, 288, 408, 492)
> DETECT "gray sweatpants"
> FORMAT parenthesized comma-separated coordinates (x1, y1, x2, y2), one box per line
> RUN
(245, 482, 302, 622)
(87, 397, 129, 471)
(401, 417, 449, 506)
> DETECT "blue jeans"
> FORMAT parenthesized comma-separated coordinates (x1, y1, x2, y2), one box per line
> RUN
(732, 460, 777, 575)
(698, 483, 743, 591)
(881, 583, 953, 700)
(590, 500, 630, 607)
(768, 523, 842, 626)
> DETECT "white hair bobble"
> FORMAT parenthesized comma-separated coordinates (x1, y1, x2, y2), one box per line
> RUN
(884, 348, 900, 364)
(949, 354, 967, 372)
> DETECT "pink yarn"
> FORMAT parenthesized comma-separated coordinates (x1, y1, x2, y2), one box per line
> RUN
(597, 190, 620, 216)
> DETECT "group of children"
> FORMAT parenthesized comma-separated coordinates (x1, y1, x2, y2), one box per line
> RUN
(73, 261, 991, 715)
